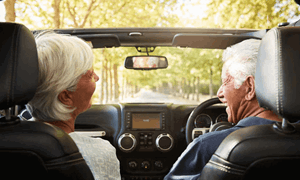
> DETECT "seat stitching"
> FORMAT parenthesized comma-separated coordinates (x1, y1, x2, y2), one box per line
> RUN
(11, 25, 21, 104)
(278, 29, 283, 115)
(46, 157, 85, 168)
(207, 160, 245, 176)
(274, 29, 280, 114)
(6, 27, 16, 106)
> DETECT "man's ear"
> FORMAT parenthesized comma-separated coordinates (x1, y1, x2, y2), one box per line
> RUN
(244, 75, 256, 101)
(58, 90, 73, 106)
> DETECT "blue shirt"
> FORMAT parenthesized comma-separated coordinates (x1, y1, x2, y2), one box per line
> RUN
(164, 117, 279, 180)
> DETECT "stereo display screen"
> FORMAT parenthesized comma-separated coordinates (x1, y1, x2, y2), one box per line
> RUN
(132, 113, 160, 129)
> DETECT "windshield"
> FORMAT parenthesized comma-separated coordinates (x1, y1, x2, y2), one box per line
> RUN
(91, 47, 223, 104)
(1, 0, 299, 105)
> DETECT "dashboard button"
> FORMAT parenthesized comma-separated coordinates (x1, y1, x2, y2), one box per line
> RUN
(154, 161, 163, 170)
(156, 133, 174, 152)
(118, 133, 137, 152)
(128, 161, 138, 170)
(141, 161, 151, 170)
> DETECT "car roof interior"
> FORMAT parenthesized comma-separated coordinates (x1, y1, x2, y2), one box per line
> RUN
(32, 18, 300, 49)
(33, 28, 265, 49)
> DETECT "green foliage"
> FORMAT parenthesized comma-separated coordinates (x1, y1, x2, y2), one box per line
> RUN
(9, 0, 300, 102)
(202, 0, 300, 29)
(199, 83, 220, 95)
(97, 47, 223, 92)
(15, 0, 181, 29)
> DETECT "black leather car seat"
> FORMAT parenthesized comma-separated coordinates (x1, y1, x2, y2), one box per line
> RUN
(199, 27, 300, 180)
(0, 22, 94, 180)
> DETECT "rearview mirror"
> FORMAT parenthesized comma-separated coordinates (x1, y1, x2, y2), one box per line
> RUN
(124, 56, 168, 70)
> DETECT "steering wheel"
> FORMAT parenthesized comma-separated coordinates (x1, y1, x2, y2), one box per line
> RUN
(185, 97, 223, 144)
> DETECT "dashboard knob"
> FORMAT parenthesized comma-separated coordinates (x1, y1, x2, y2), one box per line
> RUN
(128, 161, 138, 170)
(156, 133, 174, 152)
(118, 133, 137, 152)
(141, 161, 151, 170)
(154, 160, 163, 170)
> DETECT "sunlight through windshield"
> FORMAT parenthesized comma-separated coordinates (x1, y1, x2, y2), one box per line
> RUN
(91, 47, 223, 104)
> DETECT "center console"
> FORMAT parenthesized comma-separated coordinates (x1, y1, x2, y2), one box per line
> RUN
(116, 104, 175, 180)
(118, 111, 173, 153)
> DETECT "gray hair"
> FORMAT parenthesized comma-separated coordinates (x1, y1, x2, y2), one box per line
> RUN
(28, 31, 94, 121)
(222, 39, 261, 89)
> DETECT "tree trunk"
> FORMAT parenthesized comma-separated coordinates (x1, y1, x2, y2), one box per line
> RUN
(113, 64, 119, 102)
(104, 58, 108, 103)
(172, 81, 176, 96)
(184, 80, 188, 99)
(196, 77, 200, 101)
(109, 61, 113, 103)
(187, 80, 191, 100)
(192, 77, 196, 100)
(180, 78, 184, 98)
(52, 0, 62, 28)
(122, 78, 126, 101)
(209, 68, 213, 98)
(4, 0, 16, 22)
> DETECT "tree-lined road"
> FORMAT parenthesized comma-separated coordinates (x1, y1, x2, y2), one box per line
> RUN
(121, 89, 213, 104)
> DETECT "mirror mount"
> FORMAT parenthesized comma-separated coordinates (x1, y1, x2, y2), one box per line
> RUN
(135, 47, 156, 55)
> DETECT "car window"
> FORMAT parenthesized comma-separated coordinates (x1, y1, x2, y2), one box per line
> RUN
(91, 47, 223, 104)
(1, 0, 298, 105)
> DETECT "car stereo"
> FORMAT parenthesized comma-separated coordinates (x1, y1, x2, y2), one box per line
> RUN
(125, 112, 166, 130)
(119, 110, 173, 153)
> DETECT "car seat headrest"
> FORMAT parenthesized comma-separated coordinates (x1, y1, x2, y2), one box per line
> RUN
(256, 27, 300, 122)
(0, 22, 38, 110)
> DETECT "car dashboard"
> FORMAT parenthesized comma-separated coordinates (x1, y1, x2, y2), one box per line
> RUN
(75, 102, 226, 179)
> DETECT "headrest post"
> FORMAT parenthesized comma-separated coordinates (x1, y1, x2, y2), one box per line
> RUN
(282, 118, 289, 130)
(273, 118, 296, 134)
(14, 105, 18, 116)
(5, 108, 11, 120)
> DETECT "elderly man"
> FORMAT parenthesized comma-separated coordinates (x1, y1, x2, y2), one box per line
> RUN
(164, 39, 281, 180)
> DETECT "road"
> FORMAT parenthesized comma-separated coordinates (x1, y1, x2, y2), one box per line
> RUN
(121, 89, 214, 104)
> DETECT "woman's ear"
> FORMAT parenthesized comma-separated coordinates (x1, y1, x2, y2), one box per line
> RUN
(244, 75, 256, 101)
(58, 90, 73, 106)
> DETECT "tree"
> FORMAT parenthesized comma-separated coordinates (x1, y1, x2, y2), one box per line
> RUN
(7, 0, 300, 103)
(4, 0, 16, 22)
(203, 0, 300, 29)
(52, 0, 62, 28)
(14, 0, 180, 29)
(11, 0, 181, 103)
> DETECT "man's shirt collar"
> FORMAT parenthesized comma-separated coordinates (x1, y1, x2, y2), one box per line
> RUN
(235, 116, 276, 127)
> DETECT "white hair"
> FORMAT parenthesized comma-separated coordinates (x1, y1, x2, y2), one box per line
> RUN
(222, 39, 261, 89)
(28, 31, 94, 121)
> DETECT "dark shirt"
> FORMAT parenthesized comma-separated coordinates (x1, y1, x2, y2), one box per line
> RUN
(164, 116, 278, 180)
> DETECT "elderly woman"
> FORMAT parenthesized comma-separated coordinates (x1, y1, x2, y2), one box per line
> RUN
(164, 39, 282, 180)
(27, 31, 121, 180)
